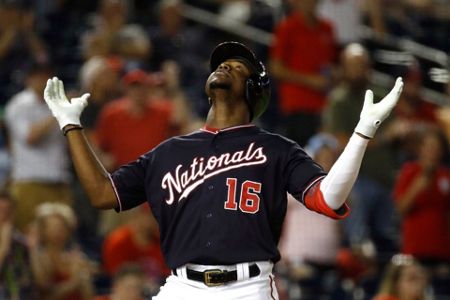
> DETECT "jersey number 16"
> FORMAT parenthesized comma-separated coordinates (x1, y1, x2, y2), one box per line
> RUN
(224, 178, 261, 214)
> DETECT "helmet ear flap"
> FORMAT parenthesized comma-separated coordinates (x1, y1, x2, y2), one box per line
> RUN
(245, 74, 262, 103)
(245, 75, 259, 121)
(245, 73, 270, 121)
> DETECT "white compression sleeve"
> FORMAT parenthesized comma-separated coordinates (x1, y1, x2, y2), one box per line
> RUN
(319, 133, 369, 210)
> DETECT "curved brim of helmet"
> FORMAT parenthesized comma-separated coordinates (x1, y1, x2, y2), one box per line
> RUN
(210, 42, 262, 74)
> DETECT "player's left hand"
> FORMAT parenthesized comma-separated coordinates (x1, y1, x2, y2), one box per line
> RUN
(355, 77, 403, 139)
(44, 77, 90, 130)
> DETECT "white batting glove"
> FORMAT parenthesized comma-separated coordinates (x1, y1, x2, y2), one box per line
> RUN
(44, 77, 90, 130)
(354, 77, 404, 138)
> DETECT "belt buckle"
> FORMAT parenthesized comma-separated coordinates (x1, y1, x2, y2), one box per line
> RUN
(204, 269, 224, 287)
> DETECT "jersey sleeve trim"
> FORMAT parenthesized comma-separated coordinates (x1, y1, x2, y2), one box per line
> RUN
(303, 179, 350, 219)
(108, 173, 123, 212)
(301, 175, 326, 204)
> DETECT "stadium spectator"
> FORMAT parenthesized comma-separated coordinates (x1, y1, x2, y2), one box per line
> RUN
(148, 0, 211, 117)
(94, 64, 197, 235)
(37, 0, 92, 87)
(384, 0, 450, 52)
(323, 43, 399, 261)
(94, 68, 180, 171)
(79, 55, 122, 140)
(81, 0, 151, 70)
(0, 190, 37, 299)
(4, 63, 72, 233)
(318, 0, 386, 47)
(151, 60, 201, 134)
(278, 133, 343, 299)
(101, 205, 169, 295)
(95, 263, 148, 300)
(372, 254, 432, 300)
(391, 62, 440, 163)
(394, 63, 438, 124)
(392, 127, 450, 269)
(269, 0, 337, 146)
(0, 0, 48, 104)
(30, 202, 96, 300)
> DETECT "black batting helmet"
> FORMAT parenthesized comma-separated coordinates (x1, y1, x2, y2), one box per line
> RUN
(210, 41, 270, 121)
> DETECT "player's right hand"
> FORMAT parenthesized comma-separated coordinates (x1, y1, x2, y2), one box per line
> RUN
(44, 77, 90, 130)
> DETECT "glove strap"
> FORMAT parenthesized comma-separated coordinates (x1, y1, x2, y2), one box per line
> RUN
(62, 125, 84, 136)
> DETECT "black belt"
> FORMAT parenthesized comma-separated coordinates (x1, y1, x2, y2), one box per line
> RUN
(173, 263, 261, 287)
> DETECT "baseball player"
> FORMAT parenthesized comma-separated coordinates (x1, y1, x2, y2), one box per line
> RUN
(43, 41, 403, 300)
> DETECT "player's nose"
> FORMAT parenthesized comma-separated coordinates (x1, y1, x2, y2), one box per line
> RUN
(218, 62, 231, 71)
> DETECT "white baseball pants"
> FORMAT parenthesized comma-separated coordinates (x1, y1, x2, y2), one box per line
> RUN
(153, 261, 279, 300)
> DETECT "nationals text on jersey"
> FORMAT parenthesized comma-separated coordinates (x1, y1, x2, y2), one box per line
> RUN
(162, 142, 267, 204)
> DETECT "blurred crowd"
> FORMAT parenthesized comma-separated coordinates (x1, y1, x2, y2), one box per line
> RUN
(0, 0, 449, 299)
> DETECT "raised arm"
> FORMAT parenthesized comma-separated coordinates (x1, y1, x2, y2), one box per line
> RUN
(318, 78, 404, 210)
(44, 77, 117, 209)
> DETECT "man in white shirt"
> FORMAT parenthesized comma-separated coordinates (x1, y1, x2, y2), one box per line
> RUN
(5, 63, 72, 233)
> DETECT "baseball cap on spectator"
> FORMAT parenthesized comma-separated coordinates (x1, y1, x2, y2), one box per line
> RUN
(79, 56, 122, 91)
(122, 69, 150, 86)
(304, 132, 339, 159)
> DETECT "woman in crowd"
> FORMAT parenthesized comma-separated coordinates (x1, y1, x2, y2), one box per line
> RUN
(30, 202, 96, 300)
(373, 254, 431, 300)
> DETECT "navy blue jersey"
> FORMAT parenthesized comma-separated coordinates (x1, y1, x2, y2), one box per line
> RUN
(111, 124, 326, 269)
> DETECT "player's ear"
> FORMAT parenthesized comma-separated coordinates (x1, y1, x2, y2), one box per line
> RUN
(208, 97, 212, 105)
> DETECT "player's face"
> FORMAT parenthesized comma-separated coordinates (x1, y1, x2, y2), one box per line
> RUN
(205, 59, 251, 98)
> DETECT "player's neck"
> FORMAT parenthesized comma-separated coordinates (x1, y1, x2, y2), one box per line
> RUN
(205, 102, 250, 129)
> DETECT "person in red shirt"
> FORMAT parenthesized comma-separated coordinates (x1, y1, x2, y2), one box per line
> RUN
(393, 127, 450, 266)
(95, 69, 176, 170)
(269, 0, 336, 146)
(102, 205, 169, 292)
(388, 63, 440, 163)
(394, 66, 438, 124)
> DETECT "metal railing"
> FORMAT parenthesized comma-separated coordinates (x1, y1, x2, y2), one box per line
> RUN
(180, 3, 449, 105)
(180, 3, 274, 45)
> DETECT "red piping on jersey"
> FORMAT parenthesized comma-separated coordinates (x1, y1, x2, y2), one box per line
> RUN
(301, 175, 326, 201)
(200, 124, 255, 134)
(303, 178, 350, 219)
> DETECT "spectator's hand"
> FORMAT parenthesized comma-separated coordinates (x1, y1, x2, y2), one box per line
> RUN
(26, 221, 40, 250)
(68, 250, 95, 282)
(355, 77, 403, 138)
(410, 170, 432, 194)
(44, 77, 90, 130)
